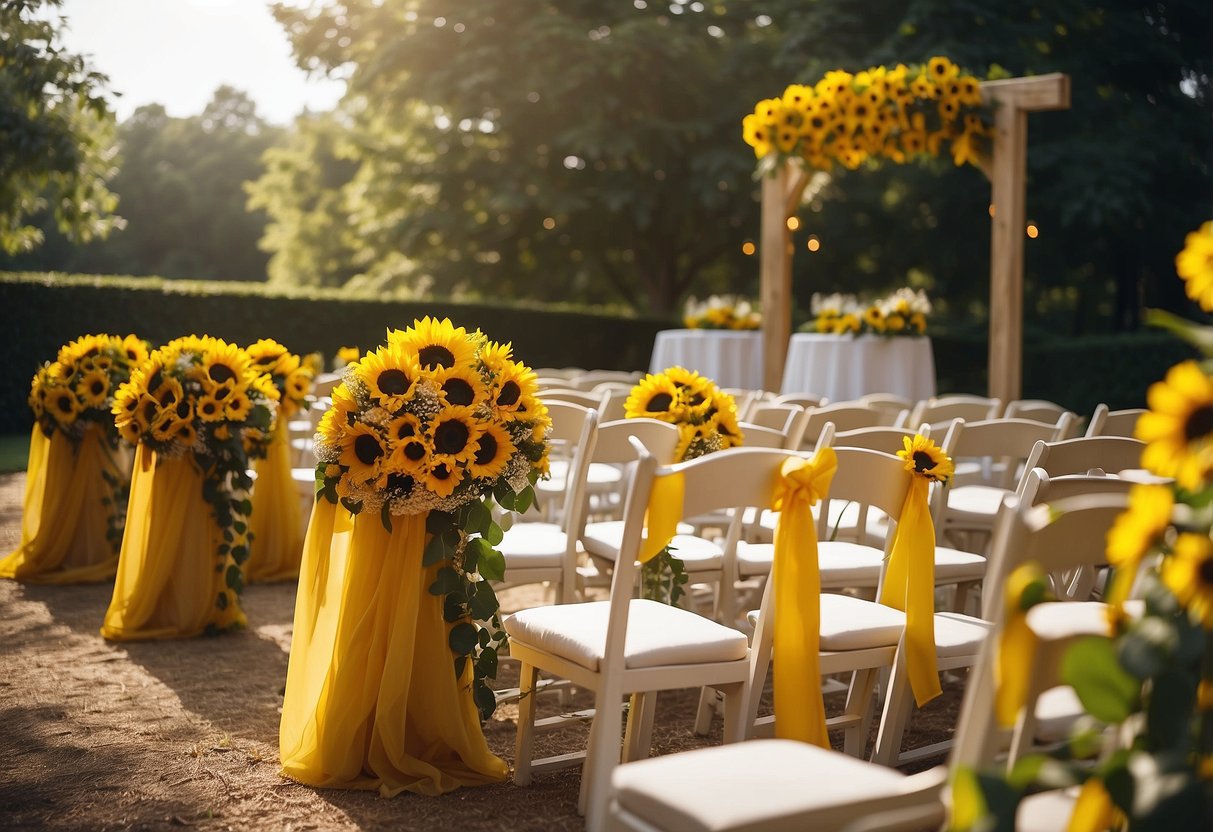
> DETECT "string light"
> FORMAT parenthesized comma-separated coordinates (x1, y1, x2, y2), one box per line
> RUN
(1026, 222, 1039, 239)
(787, 217, 801, 231)
(807, 236, 821, 252)
(741, 241, 756, 256)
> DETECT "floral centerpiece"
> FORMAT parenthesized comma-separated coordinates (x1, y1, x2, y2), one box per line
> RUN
(0, 334, 148, 583)
(955, 223, 1213, 829)
(624, 366, 743, 603)
(683, 295, 762, 330)
(102, 335, 280, 639)
(804, 288, 931, 336)
(244, 339, 316, 582)
(742, 56, 992, 173)
(279, 317, 550, 797)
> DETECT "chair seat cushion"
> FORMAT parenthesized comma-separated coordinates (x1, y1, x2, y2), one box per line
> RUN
(737, 542, 986, 584)
(933, 546, 987, 581)
(944, 484, 1008, 526)
(818, 594, 905, 652)
(818, 541, 884, 586)
(496, 522, 571, 568)
(932, 612, 995, 657)
(1025, 599, 1145, 642)
(537, 460, 622, 494)
(582, 521, 708, 563)
(503, 599, 748, 672)
(610, 739, 917, 832)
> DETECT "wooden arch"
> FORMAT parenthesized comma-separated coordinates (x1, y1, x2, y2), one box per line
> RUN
(759, 73, 1071, 399)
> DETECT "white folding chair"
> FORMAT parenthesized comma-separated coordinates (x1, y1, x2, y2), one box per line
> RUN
(1084, 402, 1147, 437)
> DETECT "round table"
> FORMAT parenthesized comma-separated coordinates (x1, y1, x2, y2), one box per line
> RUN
(648, 329, 764, 389)
(779, 334, 936, 402)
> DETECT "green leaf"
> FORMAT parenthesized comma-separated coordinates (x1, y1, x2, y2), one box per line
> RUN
(225, 564, 244, 594)
(427, 510, 455, 535)
(465, 499, 492, 535)
(428, 566, 463, 596)
(454, 655, 467, 678)
(477, 546, 506, 582)
(496, 485, 517, 511)
(477, 647, 499, 680)
(473, 681, 497, 722)
(1101, 751, 1135, 816)
(448, 622, 478, 656)
(1145, 670, 1196, 752)
(1061, 637, 1140, 724)
(515, 485, 535, 515)
(469, 581, 499, 621)
(230, 544, 249, 565)
(444, 594, 467, 623)
(380, 503, 393, 533)
(483, 520, 504, 546)
(423, 530, 460, 567)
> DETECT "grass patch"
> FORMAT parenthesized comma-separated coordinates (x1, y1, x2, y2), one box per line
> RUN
(0, 433, 30, 473)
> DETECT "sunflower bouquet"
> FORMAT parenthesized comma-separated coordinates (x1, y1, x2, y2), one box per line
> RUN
(311, 316, 551, 719)
(803, 288, 931, 336)
(29, 333, 148, 446)
(805, 292, 863, 335)
(246, 339, 314, 419)
(625, 367, 743, 603)
(742, 56, 992, 173)
(683, 295, 762, 330)
(955, 223, 1213, 829)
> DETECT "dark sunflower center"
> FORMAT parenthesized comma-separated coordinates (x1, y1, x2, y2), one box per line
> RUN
(432, 463, 452, 481)
(143, 401, 158, 421)
(434, 420, 470, 455)
(209, 364, 236, 384)
(127, 349, 139, 360)
(1199, 557, 1213, 586)
(176, 400, 191, 419)
(387, 473, 415, 493)
(646, 393, 673, 413)
(57, 395, 74, 414)
(912, 451, 935, 474)
(214, 386, 231, 401)
(396, 422, 417, 440)
(497, 381, 521, 407)
(354, 433, 383, 465)
(443, 378, 475, 406)
(418, 345, 455, 370)
(377, 369, 410, 396)
(90, 380, 105, 395)
(689, 394, 705, 407)
(201, 401, 218, 415)
(475, 434, 498, 466)
(1184, 405, 1213, 442)
(404, 441, 427, 462)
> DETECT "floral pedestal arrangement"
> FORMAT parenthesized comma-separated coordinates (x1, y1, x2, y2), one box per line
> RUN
(1, 334, 145, 584)
(279, 317, 550, 796)
(245, 339, 315, 583)
(101, 336, 279, 641)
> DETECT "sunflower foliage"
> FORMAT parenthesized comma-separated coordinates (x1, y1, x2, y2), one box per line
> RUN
(111, 335, 281, 627)
(244, 339, 315, 420)
(955, 223, 1213, 831)
(683, 295, 762, 331)
(742, 56, 993, 176)
(624, 367, 743, 606)
(311, 317, 552, 721)
(802, 288, 932, 336)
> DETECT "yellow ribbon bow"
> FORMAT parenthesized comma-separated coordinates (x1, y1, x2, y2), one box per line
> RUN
(994, 563, 1049, 728)
(772, 446, 837, 747)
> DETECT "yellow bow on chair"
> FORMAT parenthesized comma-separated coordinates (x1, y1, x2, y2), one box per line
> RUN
(880, 435, 954, 708)
(772, 446, 838, 747)
(994, 563, 1050, 728)
(639, 471, 686, 564)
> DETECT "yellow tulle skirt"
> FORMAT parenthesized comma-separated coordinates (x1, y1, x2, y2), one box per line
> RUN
(101, 445, 247, 641)
(0, 425, 129, 584)
(279, 500, 508, 796)
(246, 416, 305, 583)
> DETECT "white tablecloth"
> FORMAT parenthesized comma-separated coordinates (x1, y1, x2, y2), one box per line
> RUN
(780, 334, 936, 402)
(649, 329, 764, 389)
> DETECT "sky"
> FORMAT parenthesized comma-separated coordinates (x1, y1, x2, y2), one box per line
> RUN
(54, 0, 346, 125)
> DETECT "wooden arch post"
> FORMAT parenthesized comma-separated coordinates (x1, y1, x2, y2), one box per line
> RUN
(758, 73, 1070, 400)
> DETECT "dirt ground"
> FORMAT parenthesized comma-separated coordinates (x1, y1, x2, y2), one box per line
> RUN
(0, 472, 962, 831)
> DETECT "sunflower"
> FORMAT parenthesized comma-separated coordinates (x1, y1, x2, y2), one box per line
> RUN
(117, 417, 142, 445)
(478, 339, 516, 377)
(428, 406, 484, 465)
(196, 394, 226, 423)
(898, 434, 954, 484)
(1107, 484, 1174, 568)
(112, 383, 141, 426)
(927, 56, 959, 82)
(389, 317, 477, 372)
(245, 338, 288, 370)
(152, 376, 184, 408)
(422, 458, 466, 499)
(490, 361, 539, 419)
(467, 421, 516, 480)
(284, 368, 312, 400)
(433, 364, 489, 408)
(625, 373, 681, 419)
(316, 404, 350, 447)
(59, 334, 103, 366)
(387, 427, 432, 476)
(150, 411, 180, 443)
(338, 422, 389, 484)
(121, 334, 149, 365)
(1176, 221, 1213, 312)
(356, 346, 419, 410)
(1137, 360, 1213, 491)
(1161, 533, 1213, 629)
(225, 391, 253, 422)
(665, 367, 713, 408)
(336, 346, 361, 366)
(863, 305, 887, 333)
(46, 388, 81, 425)
(75, 370, 110, 408)
(198, 340, 251, 392)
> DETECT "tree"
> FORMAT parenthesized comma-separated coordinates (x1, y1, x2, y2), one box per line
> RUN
(0, 0, 121, 255)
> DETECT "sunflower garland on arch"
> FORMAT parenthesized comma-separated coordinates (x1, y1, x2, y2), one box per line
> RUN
(624, 366, 743, 605)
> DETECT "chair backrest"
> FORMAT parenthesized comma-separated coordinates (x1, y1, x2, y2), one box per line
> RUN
(539, 387, 608, 410)
(569, 369, 643, 391)
(722, 388, 766, 421)
(1018, 435, 1145, 490)
(746, 403, 810, 448)
(597, 387, 631, 422)
(592, 418, 680, 465)
(533, 366, 582, 380)
(771, 392, 827, 409)
(1085, 403, 1147, 438)
(1018, 466, 1137, 509)
(831, 425, 924, 454)
(539, 401, 600, 532)
(907, 395, 1002, 431)
(737, 422, 792, 450)
(937, 417, 1068, 493)
(800, 403, 887, 450)
(811, 446, 914, 551)
(855, 393, 913, 426)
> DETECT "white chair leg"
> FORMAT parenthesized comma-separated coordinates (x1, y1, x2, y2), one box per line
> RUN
(514, 662, 538, 786)
(581, 699, 623, 830)
(692, 686, 720, 736)
(871, 663, 914, 767)
(719, 682, 747, 744)
(622, 691, 657, 762)
(842, 668, 878, 758)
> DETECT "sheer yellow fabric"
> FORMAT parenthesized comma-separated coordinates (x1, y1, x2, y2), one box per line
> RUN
(0, 425, 126, 584)
(994, 563, 1047, 728)
(772, 448, 837, 747)
(246, 416, 305, 582)
(279, 500, 508, 796)
(878, 475, 942, 707)
(101, 445, 247, 641)
(639, 471, 685, 563)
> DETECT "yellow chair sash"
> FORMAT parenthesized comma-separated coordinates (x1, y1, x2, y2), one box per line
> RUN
(639, 470, 685, 564)
(878, 475, 942, 707)
(993, 564, 1045, 728)
(246, 416, 305, 582)
(279, 501, 508, 795)
(101, 445, 246, 640)
(0, 425, 127, 584)
(772, 447, 837, 747)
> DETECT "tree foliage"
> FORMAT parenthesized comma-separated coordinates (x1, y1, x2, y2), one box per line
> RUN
(0, 0, 121, 255)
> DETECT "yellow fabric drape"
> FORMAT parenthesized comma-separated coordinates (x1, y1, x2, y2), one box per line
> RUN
(279, 501, 508, 796)
(993, 564, 1045, 728)
(639, 471, 685, 563)
(878, 475, 942, 707)
(101, 445, 247, 641)
(0, 425, 127, 584)
(246, 416, 305, 582)
(771, 447, 837, 747)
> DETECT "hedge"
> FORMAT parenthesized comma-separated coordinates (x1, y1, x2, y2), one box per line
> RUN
(0, 271, 1192, 435)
